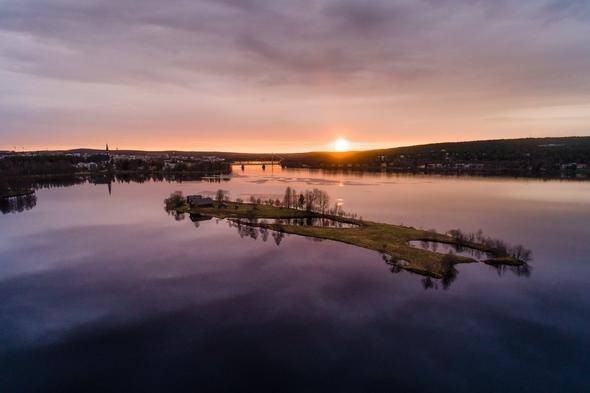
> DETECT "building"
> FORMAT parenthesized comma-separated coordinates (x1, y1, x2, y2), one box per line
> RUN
(75, 162, 98, 170)
(561, 163, 588, 170)
(200, 155, 225, 162)
(186, 195, 214, 207)
(163, 160, 178, 170)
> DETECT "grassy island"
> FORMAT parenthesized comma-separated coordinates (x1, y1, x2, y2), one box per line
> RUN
(167, 188, 529, 279)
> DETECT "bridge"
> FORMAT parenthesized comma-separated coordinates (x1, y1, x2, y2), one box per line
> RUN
(232, 160, 282, 166)
(232, 154, 286, 166)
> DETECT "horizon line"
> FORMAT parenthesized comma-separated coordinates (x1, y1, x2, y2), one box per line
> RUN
(3, 135, 589, 155)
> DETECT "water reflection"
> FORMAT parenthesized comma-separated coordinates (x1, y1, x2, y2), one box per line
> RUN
(409, 240, 494, 260)
(256, 217, 357, 228)
(227, 219, 286, 245)
(0, 193, 37, 214)
(487, 261, 532, 278)
(1, 172, 231, 201)
(1, 170, 589, 392)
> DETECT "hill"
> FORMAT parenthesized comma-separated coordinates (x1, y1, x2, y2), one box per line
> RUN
(279, 137, 590, 174)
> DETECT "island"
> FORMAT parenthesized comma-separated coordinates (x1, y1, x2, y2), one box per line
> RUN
(165, 188, 531, 279)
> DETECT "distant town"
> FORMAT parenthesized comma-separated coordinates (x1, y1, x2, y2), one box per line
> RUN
(0, 145, 232, 178)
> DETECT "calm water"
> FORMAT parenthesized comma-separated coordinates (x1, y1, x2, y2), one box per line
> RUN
(1, 166, 589, 392)
(408, 240, 494, 261)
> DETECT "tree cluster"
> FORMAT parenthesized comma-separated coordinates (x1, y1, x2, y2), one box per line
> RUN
(164, 191, 186, 212)
(254, 186, 349, 217)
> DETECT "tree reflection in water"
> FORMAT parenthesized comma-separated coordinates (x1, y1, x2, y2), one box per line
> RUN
(487, 261, 532, 278)
(226, 219, 286, 245)
(163, 206, 186, 221)
(0, 193, 37, 214)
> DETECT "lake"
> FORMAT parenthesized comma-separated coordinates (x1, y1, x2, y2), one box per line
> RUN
(1, 166, 589, 392)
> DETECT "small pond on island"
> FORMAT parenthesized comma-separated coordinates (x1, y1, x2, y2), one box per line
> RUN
(408, 240, 495, 260)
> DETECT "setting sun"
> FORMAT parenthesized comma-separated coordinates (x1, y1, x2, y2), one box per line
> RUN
(334, 138, 350, 152)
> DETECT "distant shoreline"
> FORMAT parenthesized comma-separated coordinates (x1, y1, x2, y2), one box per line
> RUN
(3, 136, 587, 180)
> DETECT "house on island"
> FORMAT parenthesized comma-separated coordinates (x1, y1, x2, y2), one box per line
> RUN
(186, 195, 214, 208)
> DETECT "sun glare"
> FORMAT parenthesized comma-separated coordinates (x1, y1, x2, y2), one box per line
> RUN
(334, 138, 350, 152)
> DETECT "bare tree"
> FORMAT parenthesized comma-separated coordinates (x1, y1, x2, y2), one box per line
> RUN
(283, 186, 292, 208)
(318, 190, 330, 214)
(215, 189, 227, 207)
(304, 190, 316, 212)
(290, 188, 298, 208)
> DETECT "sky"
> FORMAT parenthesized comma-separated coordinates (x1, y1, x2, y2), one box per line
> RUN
(1, 0, 589, 152)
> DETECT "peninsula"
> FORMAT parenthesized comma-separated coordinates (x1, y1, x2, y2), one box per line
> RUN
(165, 189, 530, 278)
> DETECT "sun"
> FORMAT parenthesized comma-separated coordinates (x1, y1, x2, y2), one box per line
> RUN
(334, 138, 350, 152)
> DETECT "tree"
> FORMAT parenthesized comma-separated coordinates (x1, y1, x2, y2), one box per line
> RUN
(511, 245, 532, 262)
(0, 182, 9, 196)
(215, 189, 227, 207)
(307, 188, 329, 213)
(290, 188, 298, 208)
(298, 193, 305, 210)
(304, 190, 315, 212)
(317, 189, 330, 214)
(249, 195, 258, 209)
(283, 186, 292, 208)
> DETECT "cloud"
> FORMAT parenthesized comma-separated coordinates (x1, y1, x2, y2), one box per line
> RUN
(0, 0, 589, 150)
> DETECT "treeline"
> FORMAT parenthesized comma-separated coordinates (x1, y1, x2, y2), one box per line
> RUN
(0, 154, 231, 177)
(246, 187, 334, 215)
(243, 186, 355, 217)
(164, 186, 358, 219)
(0, 155, 80, 176)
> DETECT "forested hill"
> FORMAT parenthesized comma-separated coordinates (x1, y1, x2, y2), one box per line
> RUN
(279, 136, 590, 173)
